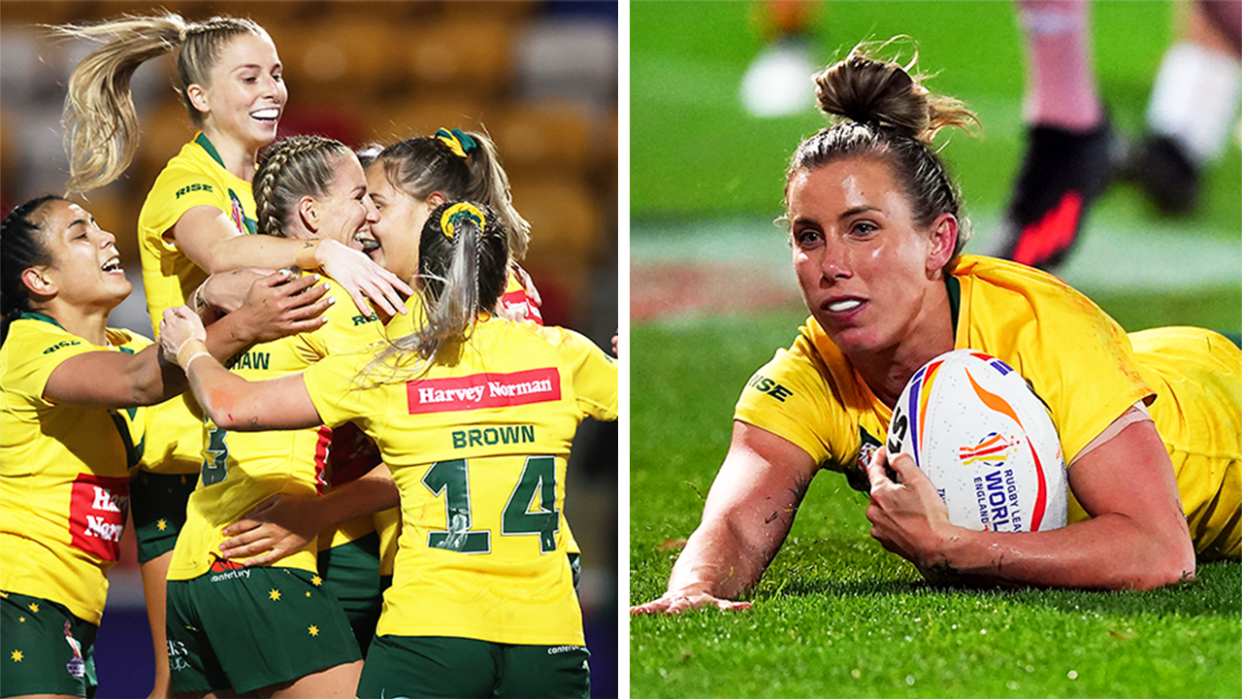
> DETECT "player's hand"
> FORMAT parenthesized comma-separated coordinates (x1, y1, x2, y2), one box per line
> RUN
(863, 449, 955, 569)
(495, 262, 544, 323)
(630, 589, 753, 615)
(316, 238, 414, 318)
(511, 262, 542, 310)
(218, 494, 323, 567)
(199, 268, 272, 315)
(159, 306, 207, 362)
(233, 269, 333, 342)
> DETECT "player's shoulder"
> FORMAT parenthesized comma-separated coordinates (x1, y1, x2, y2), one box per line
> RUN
(1, 315, 88, 391)
(3, 314, 78, 353)
(955, 255, 1122, 335)
(518, 321, 605, 358)
(144, 138, 232, 200)
(953, 255, 1093, 307)
(767, 318, 848, 385)
(105, 326, 153, 352)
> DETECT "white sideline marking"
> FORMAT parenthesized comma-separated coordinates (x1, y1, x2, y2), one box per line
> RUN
(633, 213, 1241, 295)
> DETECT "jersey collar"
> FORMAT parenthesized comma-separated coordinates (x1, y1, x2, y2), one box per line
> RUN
(194, 132, 227, 169)
(945, 272, 961, 337)
(19, 311, 64, 329)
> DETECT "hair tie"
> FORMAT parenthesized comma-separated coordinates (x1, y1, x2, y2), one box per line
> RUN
(440, 202, 484, 240)
(434, 128, 478, 160)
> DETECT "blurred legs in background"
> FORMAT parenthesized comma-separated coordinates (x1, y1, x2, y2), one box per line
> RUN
(1119, 0, 1242, 217)
(992, 0, 1116, 271)
(739, 0, 818, 118)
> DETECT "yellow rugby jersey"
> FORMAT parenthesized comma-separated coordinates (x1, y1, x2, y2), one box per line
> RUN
(303, 318, 617, 646)
(0, 314, 148, 624)
(167, 279, 387, 580)
(138, 133, 258, 476)
(1130, 327, 1240, 559)
(735, 255, 1239, 557)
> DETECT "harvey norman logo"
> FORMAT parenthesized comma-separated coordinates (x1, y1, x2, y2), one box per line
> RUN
(407, 368, 561, 414)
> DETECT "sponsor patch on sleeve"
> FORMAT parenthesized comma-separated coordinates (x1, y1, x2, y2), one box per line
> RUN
(746, 373, 794, 402)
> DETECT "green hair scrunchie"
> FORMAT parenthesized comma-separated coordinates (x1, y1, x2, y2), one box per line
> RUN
(434, 128, 479, 159)
(440, 202, 485, 239)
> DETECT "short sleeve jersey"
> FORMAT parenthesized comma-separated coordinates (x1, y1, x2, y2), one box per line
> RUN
(167, 280, 387, 581)
(0, 314, 148, 624)
(303, 318, 617, 646)
(735, 256, 1236, 540)
(137, 133, 257, 475)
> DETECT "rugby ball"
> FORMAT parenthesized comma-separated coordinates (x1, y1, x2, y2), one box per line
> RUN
(885, 349, 1067, 532)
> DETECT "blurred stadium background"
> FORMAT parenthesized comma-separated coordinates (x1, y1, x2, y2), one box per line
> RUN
(632, 1, 1240, 329)
(0, 2, 617, 697)
(631, 1, 1239, 697)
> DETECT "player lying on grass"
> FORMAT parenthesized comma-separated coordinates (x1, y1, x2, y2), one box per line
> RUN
(159, 201, 617, 699)
(631, 42, 1240, 614)
(0, 195, 327, 699)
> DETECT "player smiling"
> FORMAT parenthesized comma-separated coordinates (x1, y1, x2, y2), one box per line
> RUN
(364, 128, 545, 323)
(632, 42, 1239, 615)
(158, 135, 407, 697)
(54, 13, 413, 692)
(0, 195, 326, 698)
(159, 201, 617, 698)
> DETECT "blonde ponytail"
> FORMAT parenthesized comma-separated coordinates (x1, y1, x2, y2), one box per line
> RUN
(364, 202, 509, 385)
(373, 128, 531, 261)
(54, 12, 269, 193)
(54, 12, 187, 193)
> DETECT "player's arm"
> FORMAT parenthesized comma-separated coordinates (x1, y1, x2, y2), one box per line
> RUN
(43, 271, 331, 409)
(158, 305, 322, 431)
(42, 341, 184, 410)
(171, 205, 413, 316)
(216, 464, 400, 567)
(631, 421, 819, 615)
(195, 268, 333, 360)
(865, 411, 1195, 590)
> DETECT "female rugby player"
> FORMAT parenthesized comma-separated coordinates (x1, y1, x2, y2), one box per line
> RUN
(160, 202, 617, 699)
(363, 128, 544, 322)
(0, 195, 327, 698)
(632, 43, 1239, 615)
(214, 127, 582, 612)
(155, 134, 411, 697)
(54, 13, 412, 691)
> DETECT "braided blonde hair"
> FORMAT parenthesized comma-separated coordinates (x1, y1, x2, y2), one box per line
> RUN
(253, 135, 353, 238)
(53, 12, 269, 193)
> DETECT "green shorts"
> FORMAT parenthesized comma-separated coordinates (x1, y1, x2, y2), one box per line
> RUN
(356, 635, 590, 699)
(318, 532, 391, 654)
(1, 591, 98, 698)
(166, 565, 361, 694)
(130, 469, 197, 563)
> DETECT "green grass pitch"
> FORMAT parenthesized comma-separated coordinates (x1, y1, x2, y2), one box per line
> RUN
(630, 313, 1240, 698)
(629, 2, 1241, 697)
